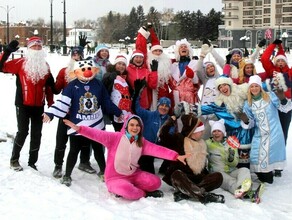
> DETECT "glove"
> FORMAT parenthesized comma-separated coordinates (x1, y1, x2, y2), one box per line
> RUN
(226, 136, 240, 149)
(150, 59, 158, 71)
(78, 34, 90, 48)
(244, 47, 249, 57)
(190, 103, 201, 117)
(46, 74, 55, 87)
(225, 54, 232, 64)
(202, 38, 211, 47)
(227, 148, 235, 162)
(258, 39, 266, 48)
(238, 112, 249, 124)
(6, 40, 19, 53)
(273, 39, 282, 45)
(200, 44, 210, 58)
(0, 40, 19, 71)
(185, 66, 194, 78)
(174, 101, 187, 118)
(133, 78, 146, 97)
(147, 22, 153, 29)
(275, 88, 286, 101)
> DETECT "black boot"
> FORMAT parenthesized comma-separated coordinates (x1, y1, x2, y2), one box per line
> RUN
(145, 190, 164, 198)
(171, 170, 205, 201)
(202, 192, 225, 204)
(173, 191, 190, 202)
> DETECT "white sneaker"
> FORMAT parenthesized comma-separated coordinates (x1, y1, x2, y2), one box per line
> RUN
(235, 178, 252, 198)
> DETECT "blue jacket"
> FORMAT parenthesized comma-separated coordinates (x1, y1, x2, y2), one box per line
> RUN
(135, 98, 169, 143)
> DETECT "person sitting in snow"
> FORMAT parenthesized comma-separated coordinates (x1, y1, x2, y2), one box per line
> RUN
(159, 111, 224, 204)
(43, 59, 122, 186)
(63, 114, 189, 200)
(206, 119, 264, 204)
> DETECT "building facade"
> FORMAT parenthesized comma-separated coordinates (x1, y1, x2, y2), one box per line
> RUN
(219, 0, 292, 49)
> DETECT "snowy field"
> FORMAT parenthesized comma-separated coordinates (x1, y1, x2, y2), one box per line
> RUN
(0, 48, 292, 220)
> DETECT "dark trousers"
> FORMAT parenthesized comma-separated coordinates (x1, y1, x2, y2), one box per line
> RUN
(138, 155, 155, 174)
(54, 118, 69, 166)
(65, 135, 105, 177)
(11, 106, 44, 165)
(278, 110, 291, 145)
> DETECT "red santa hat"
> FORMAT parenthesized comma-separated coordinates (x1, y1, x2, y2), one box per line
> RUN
(131, 49, 144, 59)
(27, 36, 43, 48)
(193, 121, 205, 133)
(114, 55, 127, 65)
(150, 28, 163, 52)
(274, 45, 288, 64)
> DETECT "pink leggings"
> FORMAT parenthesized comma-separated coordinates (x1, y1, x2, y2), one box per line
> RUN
(106, 170, 161, 200)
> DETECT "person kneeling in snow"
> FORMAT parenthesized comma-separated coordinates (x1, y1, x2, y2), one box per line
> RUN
(63, 114, 189, 200)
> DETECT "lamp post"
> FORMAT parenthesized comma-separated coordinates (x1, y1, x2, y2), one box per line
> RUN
(0, 5, 15, 43)
(49, 0, 54, 53)
(62, 0, 67, 55)
(282, 32, 288, 52)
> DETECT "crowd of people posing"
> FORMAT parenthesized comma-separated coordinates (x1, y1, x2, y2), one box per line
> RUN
(0, 23, 291, 205)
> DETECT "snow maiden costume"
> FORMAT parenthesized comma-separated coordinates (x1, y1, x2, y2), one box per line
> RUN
(76, 114, 183, 200)
(242, 75, 292, 183)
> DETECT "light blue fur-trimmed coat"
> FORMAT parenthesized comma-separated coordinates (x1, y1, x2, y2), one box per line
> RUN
(242, 92, 292, 173)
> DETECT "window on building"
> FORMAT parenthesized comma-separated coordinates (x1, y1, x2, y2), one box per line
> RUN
(263, 18, 271, 23)
(255, 1, 262, 6)
(264, 8, 271, 14)
(255, 19, 262, 24)
(243, 1, 253, 6)
(264, 0, 271, 4)
(283, 17, 292, 22)
(255, 10, 262, 15)
(283, 7, 292, 12)
(228, 21, 232, 26)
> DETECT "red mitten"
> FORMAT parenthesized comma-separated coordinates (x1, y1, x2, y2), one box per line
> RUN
(185, 66, 194, 78)
(226, 136, 240, 149)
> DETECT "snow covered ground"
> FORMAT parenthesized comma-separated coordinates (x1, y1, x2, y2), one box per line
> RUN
(0, 48, 292, 220)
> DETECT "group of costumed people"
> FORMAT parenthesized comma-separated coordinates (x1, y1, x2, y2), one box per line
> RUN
(0, 22, 291, 205)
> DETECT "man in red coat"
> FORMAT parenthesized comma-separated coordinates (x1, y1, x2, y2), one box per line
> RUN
(0, 37, 54, 171)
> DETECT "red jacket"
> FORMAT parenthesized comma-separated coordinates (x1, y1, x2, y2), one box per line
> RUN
(1, 57, 54, 107)
(261, 44, 291, 98)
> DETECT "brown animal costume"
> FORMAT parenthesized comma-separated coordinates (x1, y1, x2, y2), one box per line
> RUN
(159, 114, 224, 203)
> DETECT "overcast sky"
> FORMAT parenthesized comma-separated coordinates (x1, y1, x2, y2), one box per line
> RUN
(0, 0, 223, 26)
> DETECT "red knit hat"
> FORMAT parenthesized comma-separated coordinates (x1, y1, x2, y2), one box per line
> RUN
(27, 36, 43, 48)
(274, 44, 288, 64)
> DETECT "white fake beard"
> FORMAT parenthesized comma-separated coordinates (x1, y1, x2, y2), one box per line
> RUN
(65, 59, 77, 83)
(24, 49, 48, 84)
(215, 85, 246, 115)
(147, 52, 172, 88)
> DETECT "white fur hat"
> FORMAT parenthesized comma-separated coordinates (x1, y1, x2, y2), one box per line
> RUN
(174, 38, 193, 61)
(215, 76, 233, 89)
(209, 119, 226, 136)
(249, 75, 262, 87)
